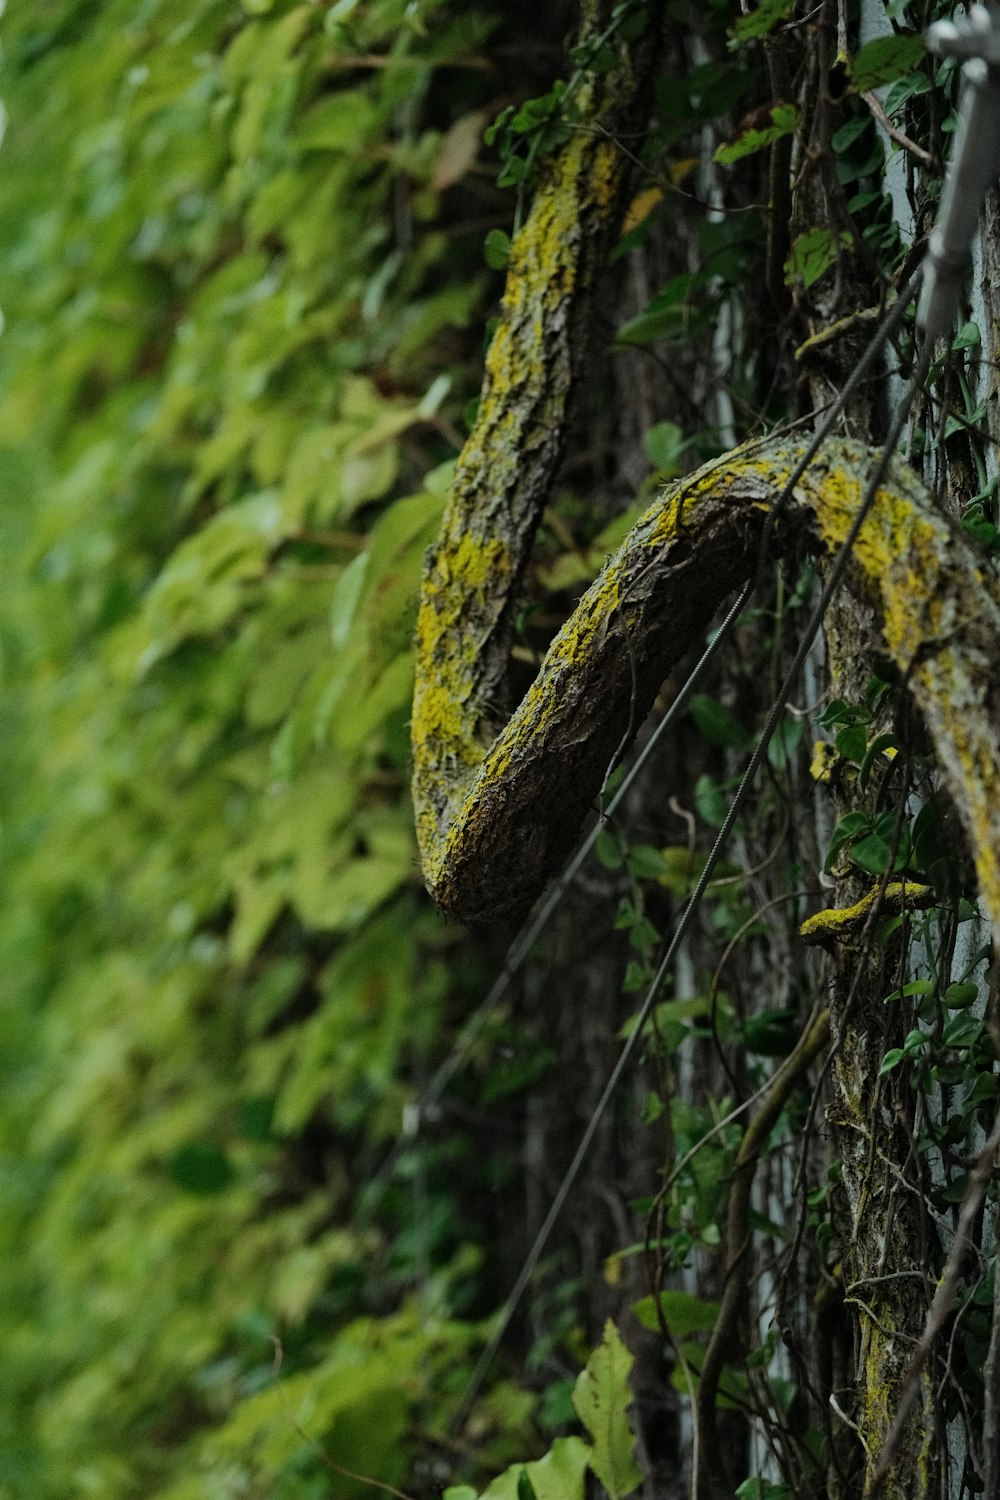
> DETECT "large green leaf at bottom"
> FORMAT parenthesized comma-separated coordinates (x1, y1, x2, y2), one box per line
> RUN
(571, 1320, 642, 1499)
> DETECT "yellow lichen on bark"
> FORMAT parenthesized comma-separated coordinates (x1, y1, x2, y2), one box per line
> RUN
(800, 881, 935, 945)
(414, 430, 1000, 931)
(799, 449, 1000, 929)
(411, 1, 665, 915)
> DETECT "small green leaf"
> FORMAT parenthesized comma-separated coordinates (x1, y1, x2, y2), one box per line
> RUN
(622, 959, 651, 993)
(616, 307, 688, 345)
(952, 320, 981, 352)
(767, 714, 802, 770)
(944, 982, 979, 1011)
(632, 1290, 719, 1336)
(572, 1321, 642, 1500)
(617, 275, 703, 346)
(731, 0, 795, 43)
(715, 104, 798, 165)
(480, 1468, 527, 1500)
(849, 831, 893, 874)
(820, 696, 869, 728)
(835, 724, 867, 763)
(644, 420, 685, 474)
(694, 773, 728, 829)
(626, 844, 670, 880)
(596, 828, 626, 870)
(736, 1480, 792, 1500)
(329, 551, 368, 651)
(824, 809, 870, 871)
(850, 811, 911, 875)
(614, 897, 638, 931)
(942, 1013, 981, 1048)
(783, 228, 850, 290)
(858, 730, 899, 792)
(830, 114, 872, 154)
(523, 1437, 591, 1500)
(691, 693, 751, 749)
(628, 916, 661, 950)
(884, 980, 934, 1003)
(966, 1072, 998, 1107)
(847, 34, 925, 93)
(484, 229, 512, 270)
(878, 1048, 904, 1075)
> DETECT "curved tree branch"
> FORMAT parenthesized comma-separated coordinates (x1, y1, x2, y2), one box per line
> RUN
(414, 431, 1000, 933)
(411, 3, 1000, 936)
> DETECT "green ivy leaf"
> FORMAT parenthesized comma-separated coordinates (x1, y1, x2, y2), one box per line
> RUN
(626, 844, 670, 880)
(858, 730, 899, 792)
(616, 274, 708, 346)
(783, 227, 851, 290)
(691, 693, 751, 749)
(632, 1290, 719, 1336)
(883, 980, 934, 1003)
(484, 229, 512, 270)
(596, 827, 627, 870)
(767, 713, 803, 771)
(824, 810, 871, 872)
(523, 1437, 591, 1500)
(850, 812, 911, 876)
(644, 419, 685, 474)
(480, 1468, 527, 1500)
(694, 773, 729, 830)
(835, 723, 867, 764)
(714, 104, 798, 165)
(730, 0, 796, 44)
(847, 34, 925, 93)
(572, 1321, 642, 1500)
(952, 321, 981, 352)
(736, 1479, 793, 1500)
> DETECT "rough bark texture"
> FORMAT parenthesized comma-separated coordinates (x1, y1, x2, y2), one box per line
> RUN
(414, 432, 1000, 938)
(412, 0, 663, 892)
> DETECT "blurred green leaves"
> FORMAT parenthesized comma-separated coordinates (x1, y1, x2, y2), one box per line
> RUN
(0, 0, 496, 1494)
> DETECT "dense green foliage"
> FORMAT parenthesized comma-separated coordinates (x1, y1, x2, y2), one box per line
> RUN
(0, 2, 511, 1494)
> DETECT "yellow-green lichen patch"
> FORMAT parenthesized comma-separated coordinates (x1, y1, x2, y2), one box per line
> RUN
(800, 881, 934, 945)
(416, 419, 1000, 927)
(439, 529, 512, 597)
(916, 658, 1000, 930)
(586, 136, 622, 213)
(803, 456, 951, 661)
